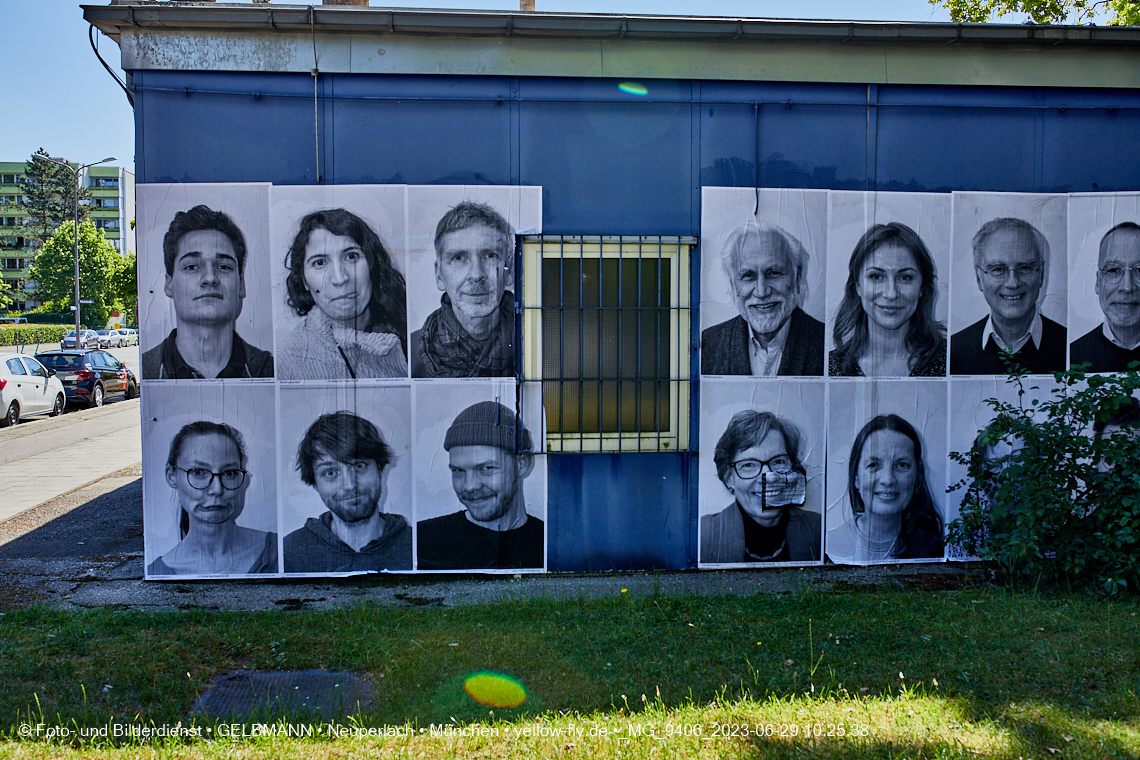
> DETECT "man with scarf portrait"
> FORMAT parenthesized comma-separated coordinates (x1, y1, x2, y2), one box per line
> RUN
(411, 202, 516, 378)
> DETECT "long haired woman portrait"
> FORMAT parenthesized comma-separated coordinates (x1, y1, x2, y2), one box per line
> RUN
(830, 222, 946, 377)
(280, 208, 408, 379)
(845, 413, 944, 561)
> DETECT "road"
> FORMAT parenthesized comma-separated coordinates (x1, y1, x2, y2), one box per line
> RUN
(0, 344, 142, 524)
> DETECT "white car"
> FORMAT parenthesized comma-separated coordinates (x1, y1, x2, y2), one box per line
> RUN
(119, 328, 138, 346)
(0, 353, 67, 427)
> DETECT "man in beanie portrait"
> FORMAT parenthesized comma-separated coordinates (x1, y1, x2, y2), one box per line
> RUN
(416, 401, 543, 570)
(283, 411, 411, 572)
(410, 202, 516, 378)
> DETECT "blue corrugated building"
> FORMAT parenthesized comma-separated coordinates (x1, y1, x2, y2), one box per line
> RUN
(86, 1, 1140, 572)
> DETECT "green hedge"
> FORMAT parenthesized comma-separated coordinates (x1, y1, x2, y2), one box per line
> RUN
(0, 323, 72, 347)
(17, 311, 78, 325)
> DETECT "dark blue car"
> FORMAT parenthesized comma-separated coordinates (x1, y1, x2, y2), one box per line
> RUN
(35, 350, 138, 408)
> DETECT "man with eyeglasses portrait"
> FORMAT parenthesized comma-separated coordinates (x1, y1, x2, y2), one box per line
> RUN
(950, 217, 1066, 375)
(701, 411, 821, 564)
(283, 411, 412, 573)
(1070, 222, 1140, 372)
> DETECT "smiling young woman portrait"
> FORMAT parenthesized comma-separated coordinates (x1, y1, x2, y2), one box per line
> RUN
(829, 222, 947, 377)
(845, 414, 944, 561)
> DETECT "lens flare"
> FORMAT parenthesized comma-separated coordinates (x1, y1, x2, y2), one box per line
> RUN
(618, 82, 648, 96)
(464, 671, 527, 708)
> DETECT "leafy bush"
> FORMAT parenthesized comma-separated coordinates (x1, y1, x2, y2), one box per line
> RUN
(0, 323, 71, 347)
(949, 363, 1140, 594)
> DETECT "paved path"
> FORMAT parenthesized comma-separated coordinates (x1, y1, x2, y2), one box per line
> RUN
(0, 342, 142, 522)
(0, 400, 142, 523)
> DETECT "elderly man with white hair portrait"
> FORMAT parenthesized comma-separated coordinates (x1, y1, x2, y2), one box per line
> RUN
(701, 219, 824, 376)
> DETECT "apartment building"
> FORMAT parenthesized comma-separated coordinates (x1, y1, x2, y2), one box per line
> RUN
(0, 160, 134, 311)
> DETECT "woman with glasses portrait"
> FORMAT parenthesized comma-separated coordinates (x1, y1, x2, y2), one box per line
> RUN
(701, 410, 821, 563)
(147, 421, 278, 575)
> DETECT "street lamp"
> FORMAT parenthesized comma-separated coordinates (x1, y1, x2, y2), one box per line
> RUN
(33, 154, 116, 346)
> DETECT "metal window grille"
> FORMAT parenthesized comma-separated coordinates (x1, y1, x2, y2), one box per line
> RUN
(521, 235, 694, 453)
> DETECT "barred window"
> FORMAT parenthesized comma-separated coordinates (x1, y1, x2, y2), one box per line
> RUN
(521, 236, 694, 453)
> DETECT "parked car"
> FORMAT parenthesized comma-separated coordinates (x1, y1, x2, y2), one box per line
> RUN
(60, 330, 100, 350)
(119, 328, 139, 346)
(35, 350, 138, 408)
(96, 329, 124, 348)
(0, 352, 67, 426)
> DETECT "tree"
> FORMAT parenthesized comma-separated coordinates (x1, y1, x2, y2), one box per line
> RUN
(21, 148, 90, 249)
(28, 221, 121, 328)
(0, 278, 11, 311)
(932, 0, 1140, 24)
(111, 250, 138, 326)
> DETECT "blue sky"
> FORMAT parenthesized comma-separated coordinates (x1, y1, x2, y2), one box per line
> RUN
(13, 0, 1001, 175)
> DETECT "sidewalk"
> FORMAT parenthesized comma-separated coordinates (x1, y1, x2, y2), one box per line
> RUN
(0, 401, 142, 523)
(0, 340, 62, 355)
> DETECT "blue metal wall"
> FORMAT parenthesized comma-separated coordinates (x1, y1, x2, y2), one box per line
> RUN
(132, 69, 1140, 571)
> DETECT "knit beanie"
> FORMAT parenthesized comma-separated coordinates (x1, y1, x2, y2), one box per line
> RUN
(444, 401, 532, 452)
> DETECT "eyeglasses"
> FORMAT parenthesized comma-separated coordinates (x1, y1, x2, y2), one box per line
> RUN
(976, 262, 1041, 281)
(1099, 265, 1140, 285)
(731, 456, 793, 478)
(174, 466, 247, 491)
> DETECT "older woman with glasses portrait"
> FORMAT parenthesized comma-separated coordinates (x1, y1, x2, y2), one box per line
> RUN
(148, 421, 277, 576)
(701, 410, 821, 563)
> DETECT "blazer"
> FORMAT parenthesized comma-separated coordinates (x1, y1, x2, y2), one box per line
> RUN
(950, 314, 1067, 375)
(700, 504, 822, 564)
(701, 308, 824, 376)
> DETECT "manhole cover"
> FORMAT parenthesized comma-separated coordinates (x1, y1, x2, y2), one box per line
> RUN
(190, 670, 374, 720)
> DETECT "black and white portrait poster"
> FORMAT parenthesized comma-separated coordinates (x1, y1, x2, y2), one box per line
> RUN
(137, 183, 275, 380)
(269, 185, 410, 381)
(700, 187, 827, 377)
(1067, 193, 1140, 373)
(826, 191, 951, 377)
(143, 383, 278, 578)
(697, 379, 826, 567)
(945, 377, 1057, 561)
(949, 192, 1068, 375)
(405, 186, 542, 379)
(277, 383, 413, 575)
(412, 381, 547, 573)
(825, 380, 948, 565)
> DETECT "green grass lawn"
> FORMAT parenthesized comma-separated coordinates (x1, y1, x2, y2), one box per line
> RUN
(0, 586, 1137, 758)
